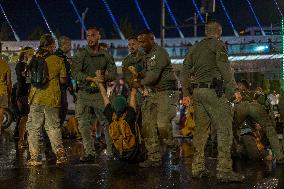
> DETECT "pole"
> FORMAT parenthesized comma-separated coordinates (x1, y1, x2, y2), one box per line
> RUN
(281, 18, 284, 91)
(81, 12, 85, 40)
(194, 13, 197, 37)
(160, 0, 165, 47)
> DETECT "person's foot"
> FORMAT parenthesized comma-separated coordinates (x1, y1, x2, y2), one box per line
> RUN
(170, 147, 180, 165)
(27, 158, 42, 166)
(56, 156, 68, 165)
(276, 158, 284, 164)
(75, 133, 82, 140)
(94, 137, 107, 150)
(13, 132, 19, 139)
(56, 148, 68, 165)
(139, 159, 161, 168)
(217, 171, 245, 182)
(80, 154, 96, 162)
(191, 169, 211, 178)
(18, 140, 28, 149)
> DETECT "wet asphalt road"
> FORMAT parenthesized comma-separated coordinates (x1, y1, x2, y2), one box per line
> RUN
(0, 128, 284, 189)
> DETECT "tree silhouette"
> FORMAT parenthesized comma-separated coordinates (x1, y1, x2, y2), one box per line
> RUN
(0, 23, 13, 41)
(28, 27, 46, 40)
(111, 17, 138, 39)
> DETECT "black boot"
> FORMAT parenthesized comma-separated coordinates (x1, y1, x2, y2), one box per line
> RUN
(217, 171, 245, 182)
(191, 169, 211, 178)
(139, 159, 162, 168)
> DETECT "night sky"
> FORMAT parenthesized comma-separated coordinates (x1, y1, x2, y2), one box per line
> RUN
(0, 0, 282, 40)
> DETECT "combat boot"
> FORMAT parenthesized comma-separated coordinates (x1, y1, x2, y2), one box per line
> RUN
(191, 169, 211, 178)
(80, 154, 96, 162)
(27, 155, 42, 166)
(169, 145, 180, 165)
(217, 171, 245, 182)
(56, 148, 68, 165)
(18, 140, 28, 149)
(139, 159, 162, 168)
(276, 158, 284, 164)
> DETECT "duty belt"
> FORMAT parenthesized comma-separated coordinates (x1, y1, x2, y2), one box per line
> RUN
(78, 87, 100, 94)
(148, 86, 178, 93)
(192, 83, 214, 89)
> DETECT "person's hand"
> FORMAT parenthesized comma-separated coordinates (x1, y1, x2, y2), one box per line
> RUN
(131, 80, 141, 89)
(182, 96, 191, 107)
(233, 91, 242, 103)
(86, 76, 94, 82)
(255, 123, 262, 131)
(143, 88, 149, 97)
(128, 66, 138, 77)
(95, 70, 105, 83)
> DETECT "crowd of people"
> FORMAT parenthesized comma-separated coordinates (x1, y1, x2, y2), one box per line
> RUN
(0, 21, 283, 183)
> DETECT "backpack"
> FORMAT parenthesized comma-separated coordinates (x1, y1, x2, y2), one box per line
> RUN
(29, 54, 49, 88)
(108, 112, 141, 161)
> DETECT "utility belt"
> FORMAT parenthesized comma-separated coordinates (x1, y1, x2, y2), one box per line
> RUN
(77, 81, 101, 94)
(148, 81, 177, 93)
(190, 78, 224, 97)
(77, 86, 100, 94)
(192, 83, 214, 89)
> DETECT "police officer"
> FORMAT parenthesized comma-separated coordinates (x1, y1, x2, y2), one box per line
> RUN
(72, 27, 117, 161)
(182, 21, 244, 182)
(137, 30, 179, 168)
(234, 81, 284, 163)
(279, 93, 284, 124)
(122, 35, 144, 87)
(279, 93, 284, 153)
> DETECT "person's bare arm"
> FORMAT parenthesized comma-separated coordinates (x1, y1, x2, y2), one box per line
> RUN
(92, 70, 110, 106)
(129, 88, 137, 111)
(97, 82, 110, 107)
(60, 77, 67, 85)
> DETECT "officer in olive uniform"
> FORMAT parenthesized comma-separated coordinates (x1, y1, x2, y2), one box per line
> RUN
(234, 81, 284, 163)
(72, 27, 117, 161)
(122, 36, 144, 86)
(122, 35, 144, 112)
(137, 30, 179, 168)
(279, 93, 284, 154)
(182, 21, 244, 182)
(279, 93, 284, 123)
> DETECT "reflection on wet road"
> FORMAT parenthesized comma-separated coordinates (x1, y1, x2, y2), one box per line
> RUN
(0, 130, 283, 189)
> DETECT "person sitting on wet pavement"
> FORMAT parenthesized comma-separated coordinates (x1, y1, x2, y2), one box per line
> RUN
(233, 80, 284, 164)
(89, 70, 140, 161)
(235, 120, 274, 161)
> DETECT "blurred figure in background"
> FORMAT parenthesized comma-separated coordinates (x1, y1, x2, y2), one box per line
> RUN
(15, 47, 34, 148)
(55, 36, 75, 128)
